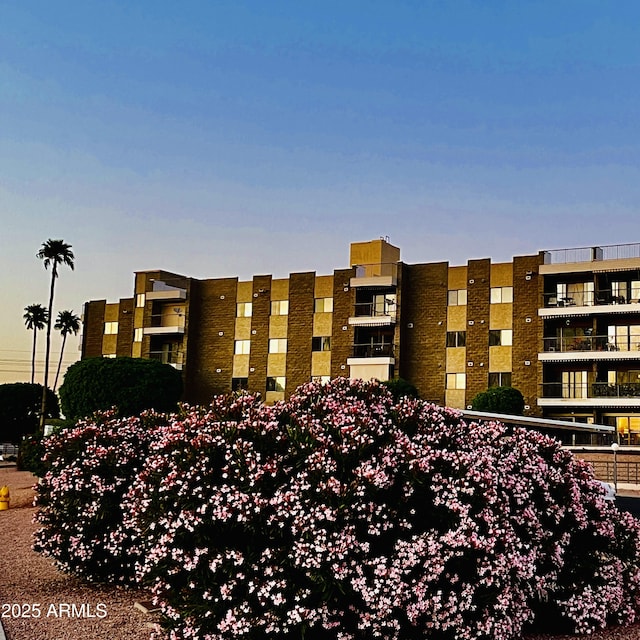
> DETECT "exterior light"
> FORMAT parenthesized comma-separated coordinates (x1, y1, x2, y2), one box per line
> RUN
(611, 442, 620, 495)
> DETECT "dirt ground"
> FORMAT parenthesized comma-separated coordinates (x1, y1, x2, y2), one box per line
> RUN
(0, 466, 153, 640)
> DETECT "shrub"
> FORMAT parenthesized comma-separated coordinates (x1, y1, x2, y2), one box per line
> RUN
(59, 357, 183, 420)
(0, 382, 59, 443)
(382, 376, 419, 400)
(17, 431, 47, 476)
(34, 379, 640, 638)
(471, 386, 525, 415)
(120, 379, 640, 640)
(33, 410, 170, 583)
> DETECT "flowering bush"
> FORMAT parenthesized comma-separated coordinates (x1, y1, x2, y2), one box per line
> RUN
(33, 410, 170, 584)
(33, 379, 640, 638)
(120, 379, 640, 640)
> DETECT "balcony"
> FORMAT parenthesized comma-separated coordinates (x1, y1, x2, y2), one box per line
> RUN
(348, 300, 397, 327)
(540, 335, 640, 362)
(350, 342, 395, 359)
(143, 312, 185, 336)
(540, 290, 640, 318)
(347, 342, 395, 382)
(350, 262, 398, 288)
(538, 382, 640, 407)
(146, 280, 187, 301)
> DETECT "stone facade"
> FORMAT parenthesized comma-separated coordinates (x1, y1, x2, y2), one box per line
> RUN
(84, 238, 639, 435)
(285, 272, 315, 395)
(398, 262, 448, 404)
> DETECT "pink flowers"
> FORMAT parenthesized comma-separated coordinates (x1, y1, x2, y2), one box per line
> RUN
(34, 379, 640, 639)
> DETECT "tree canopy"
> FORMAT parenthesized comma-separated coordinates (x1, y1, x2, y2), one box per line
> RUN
(0, 383, 60, 443)
(471, 385, 525, 415)
(58, 357, 183, 420)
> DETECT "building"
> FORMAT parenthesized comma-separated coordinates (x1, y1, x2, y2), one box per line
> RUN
(81, 238, 640, 443)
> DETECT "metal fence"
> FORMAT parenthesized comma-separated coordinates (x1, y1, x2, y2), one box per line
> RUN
(591, 461, 640, 485)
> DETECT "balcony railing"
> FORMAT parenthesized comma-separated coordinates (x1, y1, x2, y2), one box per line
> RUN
(543, 290, 640, 308)
(353, 301, 397, 318)
(146, 280, 187, 301)
(543, 242, 640, 265)
(353, 262, 398, 279)
(148, 312, 185, 328)
(541, 382, 640, 399)
(143, 312, 186, 335)
(351, 342, 395, 358)
(542, 335, 640, 353)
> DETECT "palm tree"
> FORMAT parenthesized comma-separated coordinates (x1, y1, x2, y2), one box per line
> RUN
(23, 303, 48, 384)
(37, 239, 75, 427)
(53, 310, 81, 391)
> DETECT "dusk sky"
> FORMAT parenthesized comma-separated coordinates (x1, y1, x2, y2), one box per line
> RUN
(2, 1, 640, 384)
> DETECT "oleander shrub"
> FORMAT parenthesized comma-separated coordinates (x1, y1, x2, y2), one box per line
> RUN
(17, 430, 47, 476)
(33, 409, 170, 584)
(121, 379, 640, 640)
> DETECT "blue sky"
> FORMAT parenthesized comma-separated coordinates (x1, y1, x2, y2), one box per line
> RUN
(2, 1, 640, 383)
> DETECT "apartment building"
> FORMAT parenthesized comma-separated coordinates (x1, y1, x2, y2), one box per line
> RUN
(81, 238, 640, 443)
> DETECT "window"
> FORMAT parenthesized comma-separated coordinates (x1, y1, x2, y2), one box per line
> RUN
(267, 376, 286, 392)
(490, 287, 513, 304)
(612, 281, 627, 302)
(608, 370, 640, 385)
(446, 331, 466, 348)
(103, 353, 117, 358)
(136, 293, 145, 307)
(616, 416, 640, 445)
(314, 297, 333, 313)
(232, 378, 248, 391)
(373, 293, 396, 316)
(448, 289, 467, 306)
(607, 325, 640, 351)
(312, 336, 331, 351)
(268, 338, 287, 353)
(562, 371, 588, 399)
(446, 373, 466, 390)
(237, 302, 252, 318)
(312, 376, 331, 385)
(234, 340, 251, 355)
(271, 300, 289, 315)
(134, 328, 143, 342)
(104, 321, 118, 335)
(489, 329, 513, 346)
(557, 282, 594, 306)
(489, 372, 512, 387)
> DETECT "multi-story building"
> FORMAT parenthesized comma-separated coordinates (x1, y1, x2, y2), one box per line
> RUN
(81, 238, 640, 443)
(538, 244, 640, 444)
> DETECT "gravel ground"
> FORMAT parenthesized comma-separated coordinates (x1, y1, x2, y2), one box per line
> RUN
(2, 465, 640, 640)
(0, 467, 154, 640)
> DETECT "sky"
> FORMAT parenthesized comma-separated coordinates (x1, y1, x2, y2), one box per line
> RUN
(2, 0, 640, 385)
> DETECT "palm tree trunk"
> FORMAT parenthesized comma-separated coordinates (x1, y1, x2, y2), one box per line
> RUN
(31, 328, 37, 384)
(53, 333, 67, 392)
(40, 266, 57, 429)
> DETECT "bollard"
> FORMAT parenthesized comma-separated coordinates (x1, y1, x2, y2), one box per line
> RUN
(0, 485, 9, 510)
